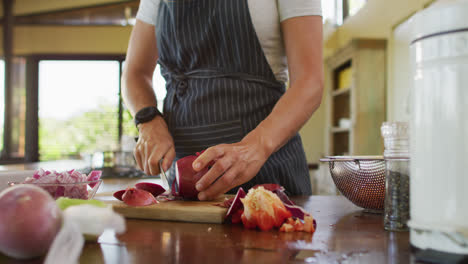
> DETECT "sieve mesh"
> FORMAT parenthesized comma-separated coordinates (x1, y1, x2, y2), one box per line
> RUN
(321, 156, 385, 211)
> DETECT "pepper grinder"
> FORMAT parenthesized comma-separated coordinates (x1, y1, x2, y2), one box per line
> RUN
(381, 122, 410, 231)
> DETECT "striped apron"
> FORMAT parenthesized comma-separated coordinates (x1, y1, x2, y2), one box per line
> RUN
(156, 0, 312, 195)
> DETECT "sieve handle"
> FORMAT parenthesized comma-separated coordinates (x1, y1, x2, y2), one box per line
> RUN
(320, 158, 362, 170)
(320, 158, 359, 162)
(320, 156, 384, 162)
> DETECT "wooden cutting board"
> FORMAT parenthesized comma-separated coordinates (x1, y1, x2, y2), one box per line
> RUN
(95, 192, 230, 224)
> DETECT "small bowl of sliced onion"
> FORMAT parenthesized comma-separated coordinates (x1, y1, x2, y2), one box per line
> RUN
(8, 169, 102, 200)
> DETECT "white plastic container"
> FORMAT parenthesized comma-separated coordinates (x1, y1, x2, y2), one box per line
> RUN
(408, 0, 468, 254)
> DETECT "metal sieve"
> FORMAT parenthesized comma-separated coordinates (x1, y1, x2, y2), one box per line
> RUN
(320, 156, 385, 212)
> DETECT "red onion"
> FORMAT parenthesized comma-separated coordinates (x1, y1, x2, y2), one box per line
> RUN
(122, 188, 157, 206)
(135, 182, 166, 197)
(174, 155, 209, 200)
(0, 185, 62, 259)
(113, 182, 166, 203)
(113, 190, 125, 201)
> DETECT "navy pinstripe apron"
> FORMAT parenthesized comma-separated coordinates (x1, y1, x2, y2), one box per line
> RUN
(156, 0, 312, 195)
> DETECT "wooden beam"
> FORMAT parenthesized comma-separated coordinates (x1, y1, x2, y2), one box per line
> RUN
(24, 57, 39, 162)
(2, 0, 14, 158)
(11, 0, 139, 26)
(343, 0, 350, 21)
(118, 60, 124, 145)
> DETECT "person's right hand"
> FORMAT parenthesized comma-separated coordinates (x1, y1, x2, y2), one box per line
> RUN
(134, 116, 175, 176)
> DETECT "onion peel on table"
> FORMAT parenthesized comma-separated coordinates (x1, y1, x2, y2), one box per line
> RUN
(224, 187, 246, 223)
(240, 187, 292, 231)
(223, 184, 317, 233)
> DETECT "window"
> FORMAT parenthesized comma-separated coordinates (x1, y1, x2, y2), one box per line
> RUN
(9, 58, 27, 159)
(348, 0, 366, 17)
(38, 60, 120, 160)
(38, 59, 167, 161)
(322, 0, 339, 25)
(0, 58, 27, 162)
(154, 64, 167, 113)
(0, 56, 167, 163)
(121, 64, 167, 139)
(321, 0, 367, 26)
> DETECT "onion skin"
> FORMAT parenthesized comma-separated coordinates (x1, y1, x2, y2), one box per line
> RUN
(240, 187, 292, 231)
(0, 185, 62, 259)
(225, 187, 246, 223)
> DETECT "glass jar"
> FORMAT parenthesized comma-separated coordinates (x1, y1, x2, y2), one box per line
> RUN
(381, 122, 410, 231)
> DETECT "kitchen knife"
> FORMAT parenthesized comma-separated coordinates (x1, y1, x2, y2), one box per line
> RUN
(159, 160, 170, 190)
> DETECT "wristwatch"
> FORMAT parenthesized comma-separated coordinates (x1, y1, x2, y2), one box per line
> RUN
(134, 106, 163, 127)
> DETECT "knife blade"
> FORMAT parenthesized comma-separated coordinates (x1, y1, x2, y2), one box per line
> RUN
(159, 160, 170, 190)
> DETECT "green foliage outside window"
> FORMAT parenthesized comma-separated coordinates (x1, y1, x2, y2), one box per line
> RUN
(122, 108, 138, 138)
(39, 104, 119, 161)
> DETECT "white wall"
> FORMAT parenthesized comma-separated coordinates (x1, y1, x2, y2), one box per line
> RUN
(387, 18, 414, 122)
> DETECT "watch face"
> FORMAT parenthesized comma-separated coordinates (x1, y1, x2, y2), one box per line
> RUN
(138, 107, 154, 119)
(135, 106, 160, 125)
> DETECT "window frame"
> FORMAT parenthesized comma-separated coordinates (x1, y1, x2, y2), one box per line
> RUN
(323, 0, 367, 26)
(342, 0, 367, 22)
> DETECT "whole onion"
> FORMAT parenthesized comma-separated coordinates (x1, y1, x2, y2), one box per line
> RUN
(0, 184, 62, 259)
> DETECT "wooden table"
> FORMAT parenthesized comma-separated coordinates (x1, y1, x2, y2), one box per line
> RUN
(0, 192, 416, 264)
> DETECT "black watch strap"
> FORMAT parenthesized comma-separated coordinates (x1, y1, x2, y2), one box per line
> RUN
(134, 106, 163, 127)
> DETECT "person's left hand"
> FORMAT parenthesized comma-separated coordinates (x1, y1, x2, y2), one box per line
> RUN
(192, 133, 272, 201)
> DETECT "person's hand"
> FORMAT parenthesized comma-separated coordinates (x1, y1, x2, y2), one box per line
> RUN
(192, 132, 273, 201)
(134, 116, 175, 176)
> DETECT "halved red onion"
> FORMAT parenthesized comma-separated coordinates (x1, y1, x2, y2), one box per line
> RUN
(135, 182, 166, 197)
(113, 190, 125, 201)
(122, 188, 157, 206)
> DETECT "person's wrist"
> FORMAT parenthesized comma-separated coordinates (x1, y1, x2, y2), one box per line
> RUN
(242, 128, 275, 159)
(134, 106, 163, 128)
(137, 115, 165, 132)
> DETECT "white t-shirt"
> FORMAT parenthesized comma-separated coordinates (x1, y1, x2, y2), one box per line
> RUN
(136, 0, 322, 83)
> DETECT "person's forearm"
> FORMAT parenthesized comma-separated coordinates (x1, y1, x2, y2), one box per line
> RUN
(121, 20, 159, 117)
(246, 15, 323, 157)
(122, 70, 158, 116)
(246, 77, 323, 156)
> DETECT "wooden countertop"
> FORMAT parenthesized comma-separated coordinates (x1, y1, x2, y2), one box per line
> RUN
(88, 196, 411, 263)
(0, 160, 88, 172)
(0, 177, 414, 264)
(90, 196, 411, 264)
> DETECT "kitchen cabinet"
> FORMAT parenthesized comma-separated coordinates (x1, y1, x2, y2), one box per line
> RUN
(325, 38, 386, 156)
